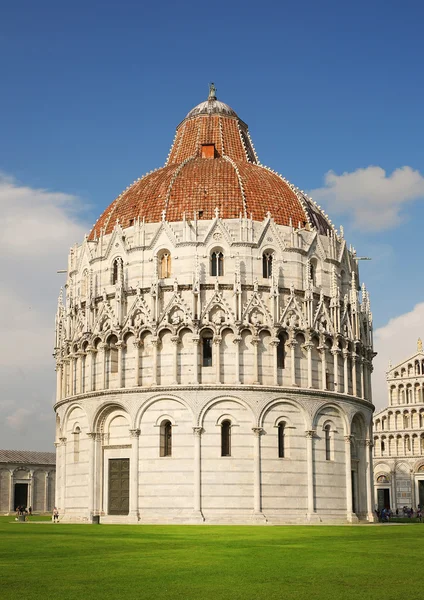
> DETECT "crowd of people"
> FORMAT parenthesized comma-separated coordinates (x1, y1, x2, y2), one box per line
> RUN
(375, 505, 423, 522)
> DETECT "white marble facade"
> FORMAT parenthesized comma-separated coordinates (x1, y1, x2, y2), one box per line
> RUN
(373, 341, 424, 511)
(54, 214, 375, 523)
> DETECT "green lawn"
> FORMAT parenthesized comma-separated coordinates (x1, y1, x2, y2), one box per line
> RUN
(0, 518, 422, 600)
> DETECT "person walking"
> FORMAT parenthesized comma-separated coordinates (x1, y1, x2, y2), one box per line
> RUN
(53, 507, 59, 523)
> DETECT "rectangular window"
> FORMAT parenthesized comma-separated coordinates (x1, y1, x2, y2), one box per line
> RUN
(203, 338, 213, 367)
(277, 337, 285, 369)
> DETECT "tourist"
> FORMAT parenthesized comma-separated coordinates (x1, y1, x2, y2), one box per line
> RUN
(53, 507, 59, 523)
(417, 508, 422, 523)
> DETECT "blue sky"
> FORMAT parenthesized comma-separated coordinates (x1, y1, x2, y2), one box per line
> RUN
(0, 0, 423, 446)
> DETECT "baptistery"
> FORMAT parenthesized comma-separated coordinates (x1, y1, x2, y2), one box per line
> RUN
(54, 85, 375, 523)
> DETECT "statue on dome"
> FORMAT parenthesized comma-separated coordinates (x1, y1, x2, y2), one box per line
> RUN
(418, 338, 423, 353)
(209, 82, 217, 100)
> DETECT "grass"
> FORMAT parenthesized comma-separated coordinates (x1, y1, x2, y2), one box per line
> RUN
(0, 518, 423, 600)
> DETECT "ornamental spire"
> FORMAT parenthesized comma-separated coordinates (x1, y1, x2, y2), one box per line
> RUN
(418, 338, 423, 353)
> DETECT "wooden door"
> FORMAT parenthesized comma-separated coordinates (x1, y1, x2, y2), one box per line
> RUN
(108, 459, 129, 515)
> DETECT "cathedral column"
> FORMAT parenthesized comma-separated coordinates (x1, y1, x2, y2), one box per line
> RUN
(342, 349, 349, 394)
(252, 336, 260, 385)
(87, 346, 96, 392)
(318, 345, 327, 390)
(59, 437, 67, 513)
(77, 351, 85, 394)
(287, 339, 297, 386)
(332, 346, 340, 393)
(359, 357, 364, 399)
(304, 342, 313, 388)
(61, 359, 68, 398)
(151, 337, 159, 385)
(192, 427, 204, 520)
(116, 341, 126, 388)
(68, 355, 74, 396)
(344, 435, 356, 522)
(305, 430, 316, 519)
(133, 340, 142, 387)
(363, 439, 374, 519)
(192, 337, 200, 384)
(54, 442, 60, 511)
(87, 433, 96, 519)
(352, 352, 358, 397)
(129, 429, 140, 521)
(271, 338, 280, 386)
(9, 470, 14, 512)
(171, 337, 180, 385)
(99, 343, 107, 390)
(214, 336, 222, 384)
(233, 336, 242, 385)
(252, 428, 265, 518)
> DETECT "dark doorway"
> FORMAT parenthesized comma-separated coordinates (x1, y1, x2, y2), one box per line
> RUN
(419, 480, 424, 508)
(351, 471, 357, 513)
(377, 488, 390, 511)
(108, 458, 129, 515)
(14, 483, 28, 509)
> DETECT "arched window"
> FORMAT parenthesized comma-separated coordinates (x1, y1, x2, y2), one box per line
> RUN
(324, 424, 331, 460)
(112, 258, 122, 285)
(262, 252, 273, 278)
(381, 440, 386, 456)
(309, 259, 317, 286)
(73, 426, 81, 463)
(278, 422, 286, 458)
(158, 251, 171, 279)
(202, 336, 213, 367)
(160, 420, 172, 457)
(108, 339, 118, 374)
(221, 420, 231, 456)
(211, 250, 224, 277)
(277, 333, 285, 369)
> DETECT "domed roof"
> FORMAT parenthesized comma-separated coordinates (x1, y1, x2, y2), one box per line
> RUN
(89, 86, 332, 239)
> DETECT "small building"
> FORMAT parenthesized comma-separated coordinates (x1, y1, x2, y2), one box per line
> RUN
(0, 450, 56, 513)
(373, 339, 424, 511)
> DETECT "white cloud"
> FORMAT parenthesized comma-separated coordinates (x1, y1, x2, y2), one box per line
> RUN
(0, 174, 88, 449)
(309, 166, 424, 231)
(372, 302, 424, 411)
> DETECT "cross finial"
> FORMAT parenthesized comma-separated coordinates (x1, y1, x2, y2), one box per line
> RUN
(209, 82, 217, 100)
(161, 209, 166, 222)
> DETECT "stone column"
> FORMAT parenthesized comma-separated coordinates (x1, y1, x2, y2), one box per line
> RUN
(364, 440, 375, 521)
(171, 336, 180, 385)
(59, 437, 67, 513)
(133, 340, 142, 387)
(252, 428, 265, 519)
(129, 429, 141, 521)
(61, 359, 68, 398)
(305, 430, 316, 519)
(304, 342, 313, 388)
(87, 433, 96, 519)
(287, 339, 297, 386)
(271, 337, 280, 386)
(77, 351, 85, 394)
(359, 357, 364, 399)
(151, 338, 159, 385)
(252, 337, 260, 385)
(214, 336, 222, 384)
(192, 427, 204, 521)
(344, 435, 357, 522)
(352, 353, 358, 397)
(28, 470, 34, 509)
(68, 355, 75, 396)
(9, 470, 14, 512)
(116, 341, 126, 388)
(332, 346, 340, 392)
(44, 472, 49, 513)
(318, 346, 327, 390)
(192, 337, 200, 384)
(87, 346, 96, 392)
(54, 442, 60, 512)
(99, 343, 107, 390)
(342, 349, 349, 394)
(234, 336, 242, 385)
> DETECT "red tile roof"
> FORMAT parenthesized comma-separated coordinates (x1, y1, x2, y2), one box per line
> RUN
(89, 96, 331, 239)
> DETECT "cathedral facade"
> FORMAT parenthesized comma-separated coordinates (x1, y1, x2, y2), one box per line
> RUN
(373, 341, 424, 511)
(54, 87, 375, 524)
